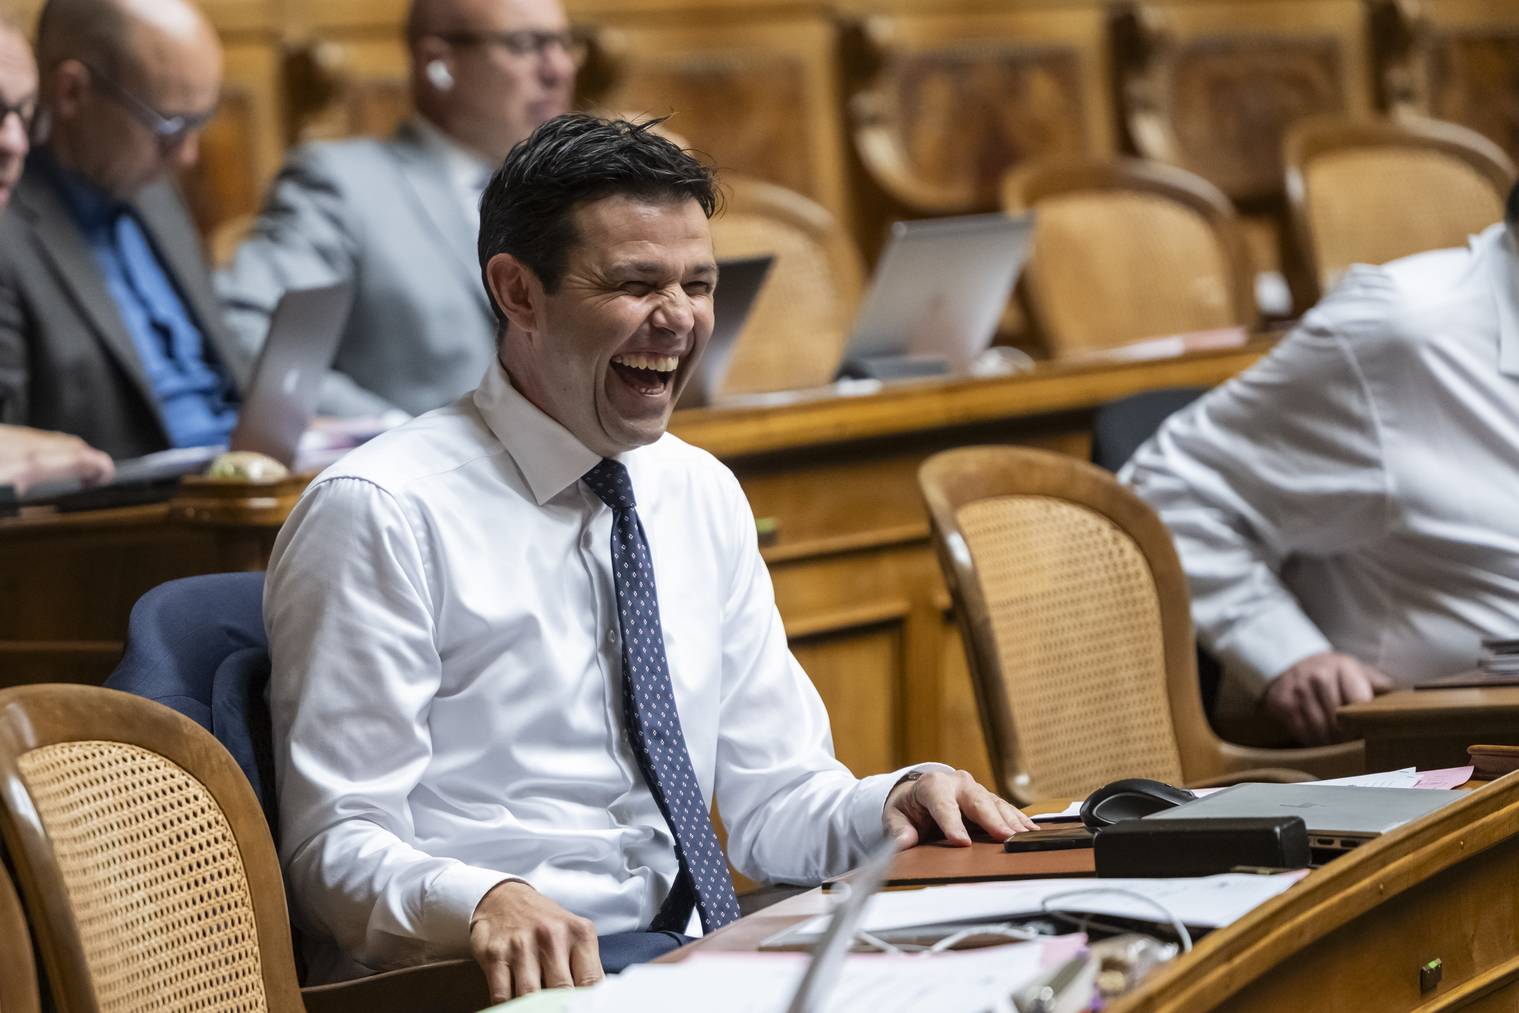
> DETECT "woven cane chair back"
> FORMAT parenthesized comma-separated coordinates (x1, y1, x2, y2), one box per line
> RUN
(1003, 158, 1255, 357)
(1286, 116, 1515, 302)
(710, 176, 865, 397)
(920, 446, 1367, 803)
(0, 685, 304, 1013)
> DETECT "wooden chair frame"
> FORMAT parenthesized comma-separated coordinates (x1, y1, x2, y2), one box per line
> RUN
(1002, 156, 1258, 355)
(919, 446, 1360, 804)
(0, 685, 489, 1013)
(1284, 114, 1517, 305)
(0, 859, 39, 1013)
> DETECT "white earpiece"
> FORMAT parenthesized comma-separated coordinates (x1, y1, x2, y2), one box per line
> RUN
(426, 60, 454, 92)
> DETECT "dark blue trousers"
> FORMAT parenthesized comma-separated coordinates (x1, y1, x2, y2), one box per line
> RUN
(598, 931, 693, 972)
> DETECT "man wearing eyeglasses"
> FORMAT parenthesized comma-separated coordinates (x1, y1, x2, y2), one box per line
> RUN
(0, 0, 242, 460)
(217, 0, 578, 421)
(0, 10, 35, 210)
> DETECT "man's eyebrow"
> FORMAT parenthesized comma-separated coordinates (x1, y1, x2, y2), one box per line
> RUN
(607, 260, 666, 276)
(607, 260, 720, 279)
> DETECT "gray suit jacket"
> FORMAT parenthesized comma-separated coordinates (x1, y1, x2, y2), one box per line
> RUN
(0, 162, 246, 459)
(217, 123, 499, 418)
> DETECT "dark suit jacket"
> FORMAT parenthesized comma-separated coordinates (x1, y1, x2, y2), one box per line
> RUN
(0, 160, 246, 459)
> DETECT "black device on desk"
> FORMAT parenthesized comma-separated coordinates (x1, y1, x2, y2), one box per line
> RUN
(1003, 826, 1094, 852)
(1080, 778, 1197, 829)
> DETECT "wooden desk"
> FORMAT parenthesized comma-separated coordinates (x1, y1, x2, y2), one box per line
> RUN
(681, 773, 1519, 1011)
(1339, 687, 1519, 770)
(0, 343, 1268, 782)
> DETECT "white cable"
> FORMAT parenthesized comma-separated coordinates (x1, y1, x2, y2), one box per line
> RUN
(1037, 888, 1193, 953)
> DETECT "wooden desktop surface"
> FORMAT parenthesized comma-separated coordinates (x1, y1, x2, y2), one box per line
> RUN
(675, 774, 1519, 1011)
(1339, 687, 1519, 770)
(0, 342, 1270, 786)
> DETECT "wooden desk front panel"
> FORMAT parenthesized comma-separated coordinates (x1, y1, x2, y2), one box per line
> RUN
(1217, 835, 1519, 1011)
(0, 351, 1264, 787)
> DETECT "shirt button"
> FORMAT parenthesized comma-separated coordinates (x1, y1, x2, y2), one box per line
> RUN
(607, 628, 618, 644)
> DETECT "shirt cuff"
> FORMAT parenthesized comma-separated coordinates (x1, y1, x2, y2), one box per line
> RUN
(853, 761, 955, 848)
(1213, 599, 1334, 699)
(422, 862, 522, 958)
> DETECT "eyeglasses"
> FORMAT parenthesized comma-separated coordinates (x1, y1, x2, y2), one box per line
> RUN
(0, 94, 37, 137)
(434, 28, 588, 66)
(82, 62, 217, 153)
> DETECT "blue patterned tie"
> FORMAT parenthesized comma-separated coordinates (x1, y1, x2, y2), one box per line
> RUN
(583, 458, 741, 933)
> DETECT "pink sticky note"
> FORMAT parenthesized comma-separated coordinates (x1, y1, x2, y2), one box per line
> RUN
(1415, 766, 1474, 790)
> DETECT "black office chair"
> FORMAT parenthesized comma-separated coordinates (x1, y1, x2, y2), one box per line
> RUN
(103, 571, 276, 832)
(1090, 387, 1207, 473)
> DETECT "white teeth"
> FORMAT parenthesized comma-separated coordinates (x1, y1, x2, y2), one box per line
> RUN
(613, 353, 679, 373)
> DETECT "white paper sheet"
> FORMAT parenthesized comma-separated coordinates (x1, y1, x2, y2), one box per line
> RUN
(787, 872, 1303, 939)
(566, 940, 1072, 1013)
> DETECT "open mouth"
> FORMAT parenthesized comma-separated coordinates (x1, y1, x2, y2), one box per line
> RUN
(610, 352, 680, 397)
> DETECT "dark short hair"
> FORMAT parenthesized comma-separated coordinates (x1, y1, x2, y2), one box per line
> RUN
(1508, 180, 1519, 228)
(477, 114, 719, 326)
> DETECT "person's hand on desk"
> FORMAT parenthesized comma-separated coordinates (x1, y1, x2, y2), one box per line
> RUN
(1265, 650, 1393, 745)
(469, 880, 603, 1003)
(883, 767, 1038, 848)
(0, 425, 114, 493)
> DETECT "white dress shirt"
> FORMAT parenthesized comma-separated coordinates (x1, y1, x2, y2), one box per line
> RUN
(266, 362, 922, 979)
(1123, 223, 1519, 706)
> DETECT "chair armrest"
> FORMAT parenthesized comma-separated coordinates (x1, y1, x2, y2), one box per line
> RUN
(301, 959, 491, 1013)
(1214, 740, 1365, 780)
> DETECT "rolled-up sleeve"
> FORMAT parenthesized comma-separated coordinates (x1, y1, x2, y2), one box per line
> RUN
(267, 477, 510, 969)
(1121, 268, 1398, 697)
(708, 473, 942, 884)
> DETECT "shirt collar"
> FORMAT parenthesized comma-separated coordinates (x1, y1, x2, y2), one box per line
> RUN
(473, 360, 609, 506)
(1492, 223, 1519, 378)
(33, 146, 120, 231)
(408, 114, 495, 192)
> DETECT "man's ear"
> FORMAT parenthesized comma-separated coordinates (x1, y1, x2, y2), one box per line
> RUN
(48, 59, 87, 118)
(486, 252, 542, 335)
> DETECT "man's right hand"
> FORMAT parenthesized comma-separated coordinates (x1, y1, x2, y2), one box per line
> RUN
(469, 880, 603, 1002)
(1264, 651, 1394, 745)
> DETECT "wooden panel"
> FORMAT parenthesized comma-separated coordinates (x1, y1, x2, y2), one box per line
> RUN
(573, 11, 851, 232)
(791, 624, 902, 777)
(1118, 0, 1373, 201)
(841, 6, 1111, 250)
(1377, 0, 1519, 168)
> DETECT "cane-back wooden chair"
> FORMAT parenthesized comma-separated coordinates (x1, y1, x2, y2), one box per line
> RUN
(919, 446, 1362, 804)
(1002, 157, 1257, 358)
(0, 684, 489, 1013)
(1285, 115, 1516, 304)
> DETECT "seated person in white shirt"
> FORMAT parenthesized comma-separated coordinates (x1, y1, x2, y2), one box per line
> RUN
(1123, 191, 1519, 747)
(266, 113, 1037, 1003)
(217, 0, 577, 419)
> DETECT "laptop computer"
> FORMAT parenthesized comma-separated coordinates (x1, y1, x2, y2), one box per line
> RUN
(838, 213, 1035, 380)
(15, 282, 353, 511)
(1144, 782, 1463, 852)
(676, 254, 775, 410)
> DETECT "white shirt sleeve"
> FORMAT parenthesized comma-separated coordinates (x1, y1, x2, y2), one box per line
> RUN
(707, 472, 942, 883)
(267, 477, 511, 971)
(1121, 267, 1399, 697)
